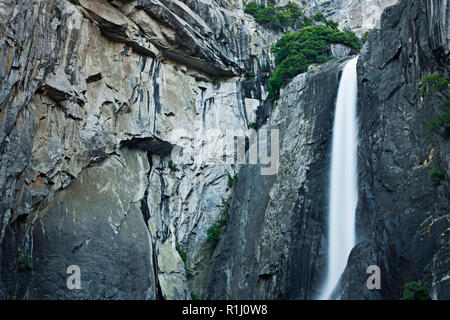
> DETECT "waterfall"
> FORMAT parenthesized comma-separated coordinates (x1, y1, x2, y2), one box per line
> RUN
(319, 56, 359, 300)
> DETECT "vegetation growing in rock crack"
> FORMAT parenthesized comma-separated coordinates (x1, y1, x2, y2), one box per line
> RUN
(18, 252, 33, 271)
(248, 121, 257, 129)
(227, 172, 238, 189)
(362, 30, 371, 44)
(261, 64, 272, 73)
(168, 160, 179, 172)
(268, 25, 361, 100)
(428, 167, 445, 186)
(416, 73, 450, 139)
(401, 282, 431, 300)
(206, 194, 233, 251)
(176, 244, 193, 279)
(190, 292, 200, 300)
(312, 12, 338, 29)
(206, 214, 228, 251)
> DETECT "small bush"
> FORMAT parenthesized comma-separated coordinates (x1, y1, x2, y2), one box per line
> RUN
(326, 19, 339, 30)
(191, 292, 200, 300)
(206, 194, 233, 250)
(67, 0, 80, 5)
(401, 282, 431, 300)
(176, 244, 187, 265)
(227, 173, 238, 188)
(427, 100, 450, 138)
(429, 167, 445, 186)
(206, 215, 227, 249)
(417, 73, 450, 139)
(362, 31, 370, 43)
(416, 73, 449, 97)
(169, 160, 179, 172)
(221, 193, 233, 207)
(18, 253, 33, 271)
(186, 268, 194, 279)
(313, 12, 326, 22)
(248, 121, 257, 129)
(176, 244, 194, 279)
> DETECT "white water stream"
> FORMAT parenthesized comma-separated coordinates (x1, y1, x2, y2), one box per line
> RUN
(319, 56, 359, 300)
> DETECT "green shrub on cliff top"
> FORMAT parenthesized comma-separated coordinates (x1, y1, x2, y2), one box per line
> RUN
(244, 2, 339, 32)
(267, 25, 361, 100)
(244, 2, 359, 101)
(244, 2, 309, 31)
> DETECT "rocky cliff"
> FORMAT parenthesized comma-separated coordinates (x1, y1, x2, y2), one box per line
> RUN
(0, 0, 275, 299)
(0, 0, 448, 300)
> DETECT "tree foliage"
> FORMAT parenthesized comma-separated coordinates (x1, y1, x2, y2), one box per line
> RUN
(244, 2, 309, 31)
(417, 73, 449, 97)
(267, 25, 361, 100)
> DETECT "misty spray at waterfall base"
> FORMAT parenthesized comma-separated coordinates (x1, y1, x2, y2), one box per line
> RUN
(319, 56, 359, 300)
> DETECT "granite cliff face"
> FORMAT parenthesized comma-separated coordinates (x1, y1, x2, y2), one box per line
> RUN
(0, 0, 448, 300)
(0, 0, 274, 299)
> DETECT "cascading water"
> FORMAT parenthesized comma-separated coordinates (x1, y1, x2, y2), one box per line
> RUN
(319, 56, 359, 300)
